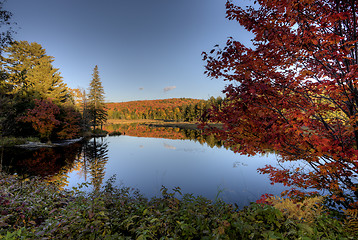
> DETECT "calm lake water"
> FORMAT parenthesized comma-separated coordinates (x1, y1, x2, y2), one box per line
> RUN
(2, 128, 290, 208)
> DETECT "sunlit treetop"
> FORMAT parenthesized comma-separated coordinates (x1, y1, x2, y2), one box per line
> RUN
(1, 41, 70, 103)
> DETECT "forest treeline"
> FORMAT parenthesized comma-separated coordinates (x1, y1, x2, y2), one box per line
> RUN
(0, 41, 222, 143)
(0, 41, 107, 142)
(106, 97, 224, 121)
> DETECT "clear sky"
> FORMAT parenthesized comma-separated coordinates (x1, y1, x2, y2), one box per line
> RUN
(5, 0, 252, 102)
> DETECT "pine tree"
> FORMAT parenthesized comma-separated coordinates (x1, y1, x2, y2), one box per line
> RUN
(1, 41, 69, 103)
(88, 65, 107, 130)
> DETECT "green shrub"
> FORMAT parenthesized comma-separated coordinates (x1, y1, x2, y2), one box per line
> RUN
(0, 173, 355, 239)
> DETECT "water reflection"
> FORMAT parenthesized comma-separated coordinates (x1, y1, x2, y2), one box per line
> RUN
(1, 125, 288, 207)
(1, 138, 109, 192)
(1, 143, 83, 189)
(81, 138, 109, 191)
(105, 123, 225, 149)
(163, 143, 176, 150)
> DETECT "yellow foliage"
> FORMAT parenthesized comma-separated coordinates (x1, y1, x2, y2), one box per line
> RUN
(344, 209, 358, 235)
(268, 196, 324, 223)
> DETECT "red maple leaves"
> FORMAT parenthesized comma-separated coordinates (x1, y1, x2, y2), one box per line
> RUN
(203, 0, 358, 208)
(19, 99, 81, 142)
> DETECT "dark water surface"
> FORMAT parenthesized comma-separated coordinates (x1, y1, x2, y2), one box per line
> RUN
(2, 133, 289, 208)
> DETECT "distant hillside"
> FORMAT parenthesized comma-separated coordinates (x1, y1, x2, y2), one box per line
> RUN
(106, 98, 208, 121)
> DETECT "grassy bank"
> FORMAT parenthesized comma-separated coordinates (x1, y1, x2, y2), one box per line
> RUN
(107, 119, 222, 131)
(0, 173, 356, 239)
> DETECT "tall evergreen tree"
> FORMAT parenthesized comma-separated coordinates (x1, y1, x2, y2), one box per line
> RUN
(88, 65, 107, 130)
(1, 41, 69, 103)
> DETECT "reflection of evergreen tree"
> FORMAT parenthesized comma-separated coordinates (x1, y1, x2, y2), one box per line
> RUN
(205, 134, 217, 148)
(181, 129, 224, 149)
(82, 137, 109, 191)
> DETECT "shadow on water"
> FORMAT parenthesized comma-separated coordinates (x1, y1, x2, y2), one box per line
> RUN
(1, 143, 83, 178)
(1, 138, 109, 191)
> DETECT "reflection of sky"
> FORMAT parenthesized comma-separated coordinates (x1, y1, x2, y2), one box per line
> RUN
(67, 136, 289, 208)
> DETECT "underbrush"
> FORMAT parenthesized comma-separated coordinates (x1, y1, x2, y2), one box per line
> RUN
(0, 173, 357, 239)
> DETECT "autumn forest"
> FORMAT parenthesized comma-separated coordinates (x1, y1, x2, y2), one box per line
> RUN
(2, 0, 358, 239)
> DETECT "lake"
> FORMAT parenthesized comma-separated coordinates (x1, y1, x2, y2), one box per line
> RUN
(1, 126, 289, 208)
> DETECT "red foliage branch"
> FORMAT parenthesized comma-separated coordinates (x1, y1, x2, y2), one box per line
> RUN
(19, 99, 60, 141)
(203, 0, 358, 208)
(18, 99, 81, 141)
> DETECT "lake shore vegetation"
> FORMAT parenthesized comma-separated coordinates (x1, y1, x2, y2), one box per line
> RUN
(1, 173, 357, 239)
(2, 0, 358, 238)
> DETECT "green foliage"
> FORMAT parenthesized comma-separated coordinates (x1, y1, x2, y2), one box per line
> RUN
(88, 65, 107, 130)
(1, 41, 70, 103)
(0, 173, 355, 239)
(0, 41, 82, 140)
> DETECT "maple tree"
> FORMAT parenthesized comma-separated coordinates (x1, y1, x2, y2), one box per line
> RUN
(18, 99, 81, 142)
(19, 99, 61, 142)
(202, 0, 358, 208)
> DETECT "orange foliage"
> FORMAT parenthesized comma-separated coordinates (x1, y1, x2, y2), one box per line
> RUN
(203, 0, 358, 208)
(18, 99, 60, 141)
(104, 124, 186, 139)
(56, 105, 81, 139)
(106, 98, 204, 120)
(18, 99, 81, 141)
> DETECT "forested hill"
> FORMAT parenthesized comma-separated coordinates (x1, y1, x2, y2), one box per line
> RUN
(106, 97, 223, 121)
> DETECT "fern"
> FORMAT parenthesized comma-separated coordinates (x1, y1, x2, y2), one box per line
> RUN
(344, 208, 358, 236)
(268, 196, 324, 223)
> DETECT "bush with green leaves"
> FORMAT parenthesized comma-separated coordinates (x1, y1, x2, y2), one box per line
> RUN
(0, 173, 356, 239)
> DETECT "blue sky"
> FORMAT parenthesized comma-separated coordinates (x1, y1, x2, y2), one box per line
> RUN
(5, 0, 252, 102)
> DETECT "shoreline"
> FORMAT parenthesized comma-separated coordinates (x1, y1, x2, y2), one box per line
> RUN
(15, 137, 84, 150)
(106, 119, 222, 130)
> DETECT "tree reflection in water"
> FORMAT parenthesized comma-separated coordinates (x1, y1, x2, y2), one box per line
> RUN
(1, 126, 234, 191)
(105, 123, 226, 149)
(1, 138, 109, 192)
(1, 143, 83, 189)
(81, 137, 109, 192)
